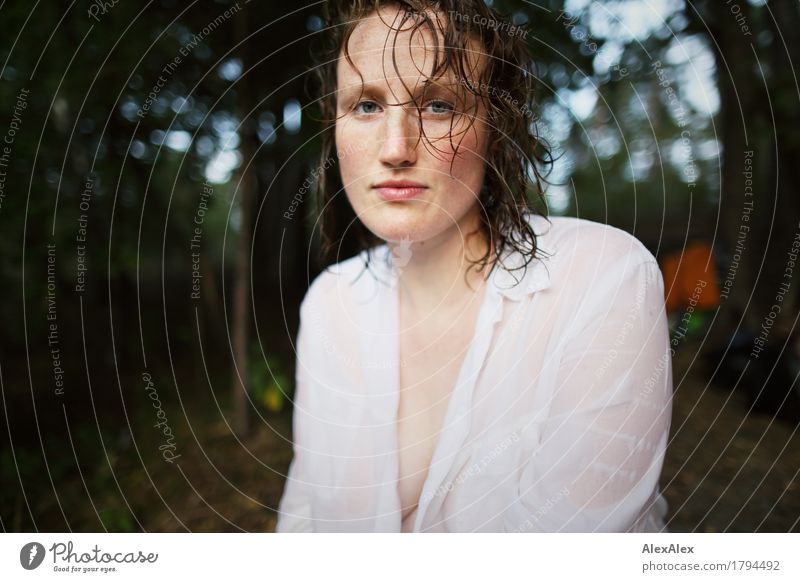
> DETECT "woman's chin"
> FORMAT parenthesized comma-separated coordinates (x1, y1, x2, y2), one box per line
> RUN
(364, 223, 422, 245)
(350, 197, 477, 246)
(355, 206, 430, 244)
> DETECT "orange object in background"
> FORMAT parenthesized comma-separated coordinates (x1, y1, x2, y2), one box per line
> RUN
(661, 241, 720, 313)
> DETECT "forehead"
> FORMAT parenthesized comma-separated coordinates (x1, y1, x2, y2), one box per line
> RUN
(338, 5, 483, 93)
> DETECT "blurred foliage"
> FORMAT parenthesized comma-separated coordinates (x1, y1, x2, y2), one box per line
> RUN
(249, 346, 291, 414)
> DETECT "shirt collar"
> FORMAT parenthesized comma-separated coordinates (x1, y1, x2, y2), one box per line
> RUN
(488, 212, 554, 301)
(354, 213, 554, 302)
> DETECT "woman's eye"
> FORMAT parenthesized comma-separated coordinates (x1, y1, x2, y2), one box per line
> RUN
(354, 101, 380, 115)
(424, 100, 455, 115)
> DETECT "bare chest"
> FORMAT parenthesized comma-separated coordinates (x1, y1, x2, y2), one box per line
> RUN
(396, 309, 482, 531)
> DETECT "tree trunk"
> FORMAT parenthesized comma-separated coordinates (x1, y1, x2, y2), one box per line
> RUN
(230, 12, 257, 437)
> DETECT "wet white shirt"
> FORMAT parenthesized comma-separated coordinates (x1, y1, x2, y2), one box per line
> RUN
(276, 215, 673, 532)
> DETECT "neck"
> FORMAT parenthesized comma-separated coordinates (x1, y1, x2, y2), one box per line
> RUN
(389, 210, 492, 316)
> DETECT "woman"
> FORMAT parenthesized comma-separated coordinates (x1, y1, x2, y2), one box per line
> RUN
(276, 0, 673, 532)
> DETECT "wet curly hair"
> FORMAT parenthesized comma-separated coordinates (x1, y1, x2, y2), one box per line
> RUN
(312, 0, 553, 280)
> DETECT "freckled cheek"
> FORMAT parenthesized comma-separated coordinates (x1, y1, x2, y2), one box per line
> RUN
(444, 138, 487, 197)
(335, 127, 368, 194)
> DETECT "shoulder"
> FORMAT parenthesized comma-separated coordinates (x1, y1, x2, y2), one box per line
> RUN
(299, 246, 389, 318)
(541, 216, 657, 268)
(531, 216, 663, 303)
(530, 218, 667, 336)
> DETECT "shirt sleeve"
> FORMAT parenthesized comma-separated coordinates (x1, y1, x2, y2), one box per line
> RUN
(510, 257, 673, 532)
(275, 305, 315, 532)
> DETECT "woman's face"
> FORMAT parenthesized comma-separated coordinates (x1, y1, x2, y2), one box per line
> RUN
(334, 6, 489, 246)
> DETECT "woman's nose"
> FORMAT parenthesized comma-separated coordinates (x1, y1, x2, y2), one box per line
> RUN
(377, 107, 418, 167)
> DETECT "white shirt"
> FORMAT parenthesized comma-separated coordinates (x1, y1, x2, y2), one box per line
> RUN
(276, 215, 673, 532)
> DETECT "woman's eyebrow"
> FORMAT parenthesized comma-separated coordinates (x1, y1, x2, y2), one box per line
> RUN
(422, 81, 464, 95)
(336, 82, 388, 102)
(338, 78, 462, 100)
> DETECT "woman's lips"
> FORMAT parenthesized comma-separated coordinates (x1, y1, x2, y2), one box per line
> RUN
(373, 181, 427, 202)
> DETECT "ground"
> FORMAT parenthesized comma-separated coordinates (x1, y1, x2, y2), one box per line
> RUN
(6, 341, 798, 532)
